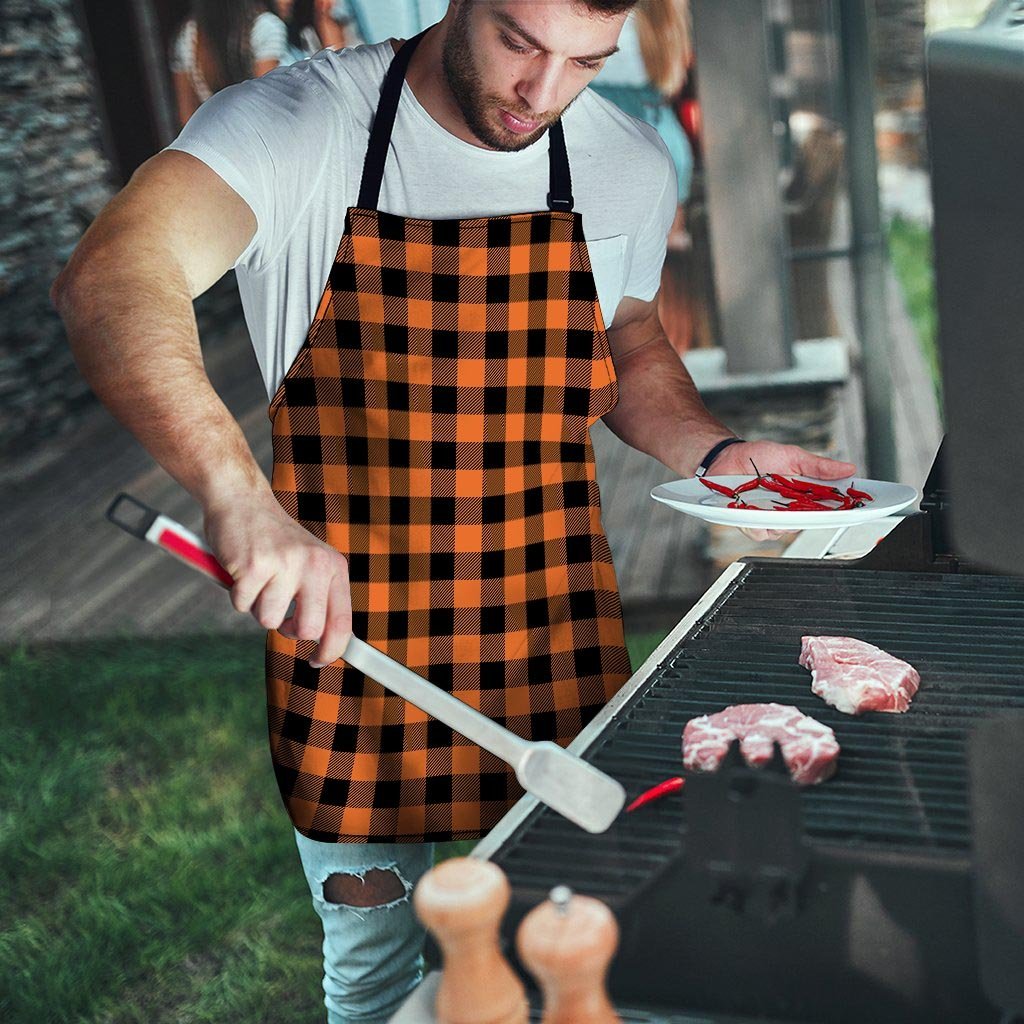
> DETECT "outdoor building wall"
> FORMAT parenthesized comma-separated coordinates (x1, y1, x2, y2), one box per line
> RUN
(873, 0, 929, 167)
(0, 0, 115, 460)
(874, 0, 927, 111)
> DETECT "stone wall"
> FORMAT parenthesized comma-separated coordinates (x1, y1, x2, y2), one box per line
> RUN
(0, 0, 116, 459)
(0, 0, 246, 462)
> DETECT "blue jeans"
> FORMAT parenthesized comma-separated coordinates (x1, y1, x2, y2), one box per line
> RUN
(294, 829, 436, 1024)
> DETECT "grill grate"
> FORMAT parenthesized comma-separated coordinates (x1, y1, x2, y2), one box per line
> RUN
(494, 562, 1024, 900)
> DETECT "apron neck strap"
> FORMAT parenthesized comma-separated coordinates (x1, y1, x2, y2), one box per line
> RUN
(358, 29, 575, 215)
(358, 29, 428, 211)
(546, 119, 574, 213)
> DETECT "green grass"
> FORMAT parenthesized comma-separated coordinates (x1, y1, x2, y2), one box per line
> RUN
(1, 630, 666, 1022)
(0, 636, 321, 1023)
(626, 632, 668, 672)
(887, 215, 941, 400)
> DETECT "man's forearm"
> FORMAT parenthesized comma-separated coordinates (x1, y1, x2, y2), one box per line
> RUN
(47, 153, 356, 666)
(602, 332, 735, 478)
(53, 255, 272, 514)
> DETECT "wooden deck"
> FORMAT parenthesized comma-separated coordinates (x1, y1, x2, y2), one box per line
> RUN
(1, 246, 940, 645)
(0, 327, 271, 643)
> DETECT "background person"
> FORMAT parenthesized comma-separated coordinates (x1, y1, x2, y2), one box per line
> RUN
(338, 0, 450, 45)
(592, 0, 694, 348)
(276, 0, 350, 63)
(591, 0, 694, 209)
(171, 0, 289, 126)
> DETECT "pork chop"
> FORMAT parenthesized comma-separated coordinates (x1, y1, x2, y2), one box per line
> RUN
(799, 636, 920, 716)
(682, 703, 840, 786)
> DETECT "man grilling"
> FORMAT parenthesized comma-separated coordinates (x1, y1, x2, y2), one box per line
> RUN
(52, 1, 854, 1019)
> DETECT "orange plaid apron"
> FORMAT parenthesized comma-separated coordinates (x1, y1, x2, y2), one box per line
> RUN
(265, 30, 631, 842)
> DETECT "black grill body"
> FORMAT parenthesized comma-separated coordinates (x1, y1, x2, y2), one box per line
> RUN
(487, 559, 1024, 1023)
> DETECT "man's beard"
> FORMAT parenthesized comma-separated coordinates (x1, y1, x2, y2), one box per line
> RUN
(441, 4, 558, 152)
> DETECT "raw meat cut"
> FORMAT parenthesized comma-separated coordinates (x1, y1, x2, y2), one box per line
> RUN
(682, 703, 840, 786)
(799, 636, 920, 716)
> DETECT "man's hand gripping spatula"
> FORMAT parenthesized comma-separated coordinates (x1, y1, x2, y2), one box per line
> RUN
(106, 493, 626, 834)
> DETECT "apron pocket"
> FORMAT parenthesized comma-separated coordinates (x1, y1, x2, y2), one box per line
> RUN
(584, 234, 628, 331)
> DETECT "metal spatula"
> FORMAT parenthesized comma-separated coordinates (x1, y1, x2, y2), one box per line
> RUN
(106, 493, 626, 834)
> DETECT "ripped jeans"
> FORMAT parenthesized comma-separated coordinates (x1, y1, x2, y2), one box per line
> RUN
(294, 829, 436, 1024)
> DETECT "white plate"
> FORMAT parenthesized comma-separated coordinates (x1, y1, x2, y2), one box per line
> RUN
(650, 476, 919, 530)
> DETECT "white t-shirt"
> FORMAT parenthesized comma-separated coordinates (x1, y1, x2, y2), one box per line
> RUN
(168, 40, 677, 401)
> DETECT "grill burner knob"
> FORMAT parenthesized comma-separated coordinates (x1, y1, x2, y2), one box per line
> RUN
(413, 857, 528, 1024)
(516, 886, 621, 1024)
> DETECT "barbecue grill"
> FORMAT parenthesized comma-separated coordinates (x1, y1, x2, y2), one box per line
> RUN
(472, 447, 1024, 1023)
(401, 9, 1024, 1022)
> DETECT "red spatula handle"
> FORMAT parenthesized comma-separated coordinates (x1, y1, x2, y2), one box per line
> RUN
(106, 493, 234, 588)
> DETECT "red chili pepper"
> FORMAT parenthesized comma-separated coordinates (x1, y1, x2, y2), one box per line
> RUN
(734, 477, 762, 494)
(728, 499, 769, 509)
(757, 477, 795, 495)
(771, 473, 843, 498)
(626, 776, 685, 813)
(760, 478, 821, 502)
(847, 485, 873, 502)
(771, 474, 835, 496)
(768, 473, 814, 492)
(699, 477, 737, 498)
(779, 498, 834, 511)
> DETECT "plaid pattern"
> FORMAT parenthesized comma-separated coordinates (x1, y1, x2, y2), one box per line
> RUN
(265, 207, 631, 842)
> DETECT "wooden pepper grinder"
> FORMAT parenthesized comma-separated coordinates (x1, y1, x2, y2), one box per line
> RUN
(516, 885, 621, 1024)
(413, 857, 528, 1024)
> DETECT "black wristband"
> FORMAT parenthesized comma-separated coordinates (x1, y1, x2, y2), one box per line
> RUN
(695, 437, 745, 477)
